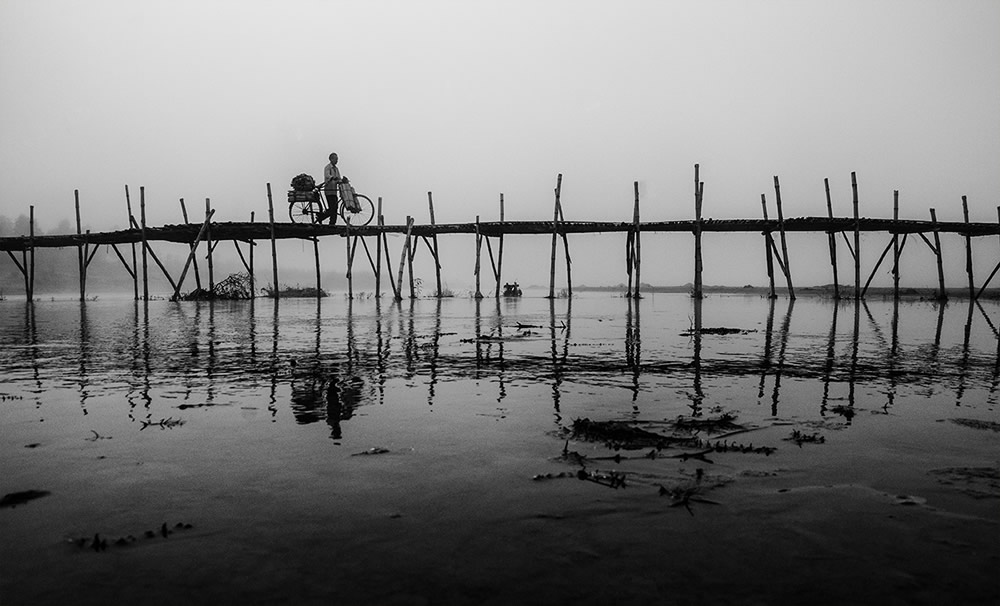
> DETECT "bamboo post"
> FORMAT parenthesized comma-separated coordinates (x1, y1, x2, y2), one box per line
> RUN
(407, 218, 417, 298)
(558, 193, 572, 297)
(205, 198, 215, 292)
(474, 215, 483, 299)
(632, 181, 641, 299)
(693, 164, 703, 299)
(172, 210, 216, 301)
(761, 194, 776, 299)
(976, 206, 1000, 300)
(396, 216, 412, 301)
(266, 183, 279, 299)
(140, 187, 149, 301)
(930, 208, 946, 301)
(28, 205, 35, 301)
(963, 196, 974, 299)
(548, 174, 562, 298)
(249, 211, 255, 298)
(892, 190, 900, 300)
(73, 189, 87, 301)
(824, 178, 840, 299)
(125, 185, 138, 301)
(375, 198, 383, 298)
(496, 193, 505, 299)
(345, 230, 353, 299)
(75, 191, 85, 301)
(773, 176, 795, 299)
(180, 198, 202, 290)
(428, 192, 442, 297)
(851, 172, 860, 300)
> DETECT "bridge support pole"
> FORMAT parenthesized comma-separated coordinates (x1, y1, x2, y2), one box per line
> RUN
(632, 181, 641, 299)
(548, 174, 562, 299)
(125, 186, 138, 300)
(180, 199, 202, 291)
(693, 164, 703, 299)
(929, 208, 946, 301)
(851, 172, 860, 300)
(75, 192, 86, 301)
(760, 194, 776, 299)
(140, 187, 149, 301)
(375, 198, 383, 298)
(824, 178, 840, 299)
(893, 191, 900, 300)
(428, 193, 442, 297)
(774, 176, 795, 299)
(963, 196, 974, 299)
(495, 194, 505, 300)
(266, 183, 279, 300)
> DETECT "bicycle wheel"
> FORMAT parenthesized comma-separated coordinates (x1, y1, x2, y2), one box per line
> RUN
(288, 199, 313, 223)
(339, 194, 375, 226)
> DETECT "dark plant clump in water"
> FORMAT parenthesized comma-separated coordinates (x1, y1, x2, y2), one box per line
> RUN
(181, 273, 254, 300)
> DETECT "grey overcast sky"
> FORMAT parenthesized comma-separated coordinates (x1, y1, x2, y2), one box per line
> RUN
(2, 0, 999, 289)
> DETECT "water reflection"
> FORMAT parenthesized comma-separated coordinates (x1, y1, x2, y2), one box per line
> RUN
(2, 295, 999, 437)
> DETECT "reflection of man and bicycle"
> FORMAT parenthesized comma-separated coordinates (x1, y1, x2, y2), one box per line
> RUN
(287, 152, 375, 226)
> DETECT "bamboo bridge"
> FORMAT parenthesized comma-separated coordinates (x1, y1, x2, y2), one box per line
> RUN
(3, 169, 1000, 302)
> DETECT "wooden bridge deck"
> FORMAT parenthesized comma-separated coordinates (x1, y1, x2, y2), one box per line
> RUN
(3, 217, 1000, 251)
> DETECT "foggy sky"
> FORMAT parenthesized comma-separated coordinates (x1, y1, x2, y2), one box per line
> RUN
(2, 0, 999, 291)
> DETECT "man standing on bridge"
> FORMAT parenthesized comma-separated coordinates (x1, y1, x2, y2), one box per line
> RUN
(321, 152, 341, 225)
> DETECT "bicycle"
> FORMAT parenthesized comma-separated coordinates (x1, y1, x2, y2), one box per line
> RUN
(287, 179, 375, 226)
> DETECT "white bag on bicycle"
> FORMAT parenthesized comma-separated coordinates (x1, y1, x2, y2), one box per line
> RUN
(338, 181, 359, 212)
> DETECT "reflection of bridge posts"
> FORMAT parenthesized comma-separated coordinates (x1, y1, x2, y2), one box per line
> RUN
(268, 301, 279, 419)
(848, 301, 860, 415)
(886, 297, 900, 411)
(548, 298, 571, 419)
(495, 298, 507, 403)
(689, 297, 703, 416)
(625, 296, 641, 406)
(78, 302, 91, 416)
(126, 300, 140, 422)
(821, 301, 840, 412)
(206, 301, 217, 405)
(770, 300, 795, 416)
(758, 298, 776, 402)
(24, 303, 43, 421)
(374, 298, 387, 406)
(957, 302, 974, 406)
(429, 298, 442, 406)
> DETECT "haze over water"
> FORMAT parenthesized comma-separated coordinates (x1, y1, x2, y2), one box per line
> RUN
(1, 292, 998, 605)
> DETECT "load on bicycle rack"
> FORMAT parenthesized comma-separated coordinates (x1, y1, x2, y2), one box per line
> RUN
(287, 173, 375, 226)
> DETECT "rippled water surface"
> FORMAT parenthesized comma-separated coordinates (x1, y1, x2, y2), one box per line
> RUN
(2, 293, 998, 605)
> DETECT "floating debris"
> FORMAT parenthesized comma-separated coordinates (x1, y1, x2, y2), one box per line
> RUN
(570, 418, 696, 450)
(85, 430, 111, 442)
(352, 447, 391, 456)
(673, 412, 743, 433)
(69, 522, 194, 552)
(786, 429, 826, 447)
(947, 418, 1000, 432)
(679, 327, 753, 336)
(0, 490, 51, 509)
(140, 417, 186, 431)
(577, 468, 628, 489)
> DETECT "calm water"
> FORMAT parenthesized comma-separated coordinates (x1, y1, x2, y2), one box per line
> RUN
(1, 293, 998, 605)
